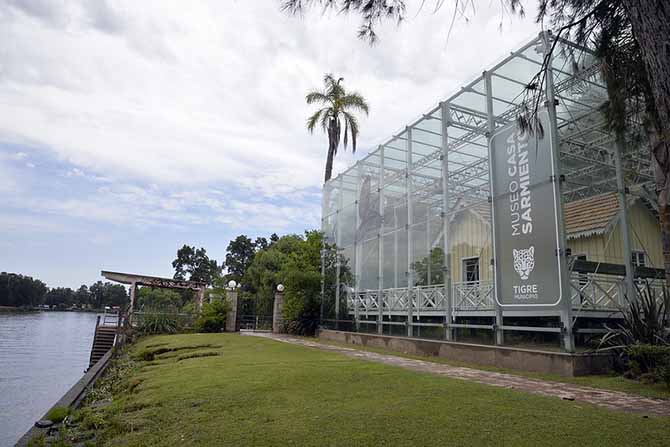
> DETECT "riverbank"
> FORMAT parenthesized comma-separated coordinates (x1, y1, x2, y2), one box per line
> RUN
(0, 306, 26, 312)
(39, 333, 670, 446)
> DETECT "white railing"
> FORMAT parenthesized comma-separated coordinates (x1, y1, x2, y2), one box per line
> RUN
(346, 276, 666, 315)
(570, 272, 667, 310)
(453, 281, 495, 310)
(349, 282, 493, 314)
(569, 272, 624, 310)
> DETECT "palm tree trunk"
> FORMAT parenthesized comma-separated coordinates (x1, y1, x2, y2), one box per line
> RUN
(623, 0, 670, 285)
(324, 123, 337, 183)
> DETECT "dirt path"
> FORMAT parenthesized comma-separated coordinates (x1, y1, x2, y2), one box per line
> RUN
(244, 332, 670, 417)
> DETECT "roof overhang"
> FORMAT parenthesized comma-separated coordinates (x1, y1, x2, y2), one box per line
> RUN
(101, 270, 206, 290)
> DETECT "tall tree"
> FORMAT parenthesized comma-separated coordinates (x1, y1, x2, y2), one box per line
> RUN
(172, 245, 221, 286)
(305, 74, 369, 182)
(224, 236, 257, 285)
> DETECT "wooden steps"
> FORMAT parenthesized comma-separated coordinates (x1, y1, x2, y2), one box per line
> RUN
(89, 324, 117, 368)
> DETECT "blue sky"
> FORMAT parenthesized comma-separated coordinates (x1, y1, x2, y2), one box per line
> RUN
(0, 1, 541, 288)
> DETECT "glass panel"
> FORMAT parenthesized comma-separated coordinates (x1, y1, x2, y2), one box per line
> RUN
(359, 238, 379, 291)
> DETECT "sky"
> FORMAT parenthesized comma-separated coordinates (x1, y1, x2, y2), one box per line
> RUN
(0, 1, 544, 288)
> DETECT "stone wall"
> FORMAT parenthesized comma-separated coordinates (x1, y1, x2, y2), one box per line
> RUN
(319, 330, 613, 377)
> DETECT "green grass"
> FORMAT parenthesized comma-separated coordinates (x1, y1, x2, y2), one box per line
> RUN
(314, 337, 670, 400)
(84, 333, 669, 446)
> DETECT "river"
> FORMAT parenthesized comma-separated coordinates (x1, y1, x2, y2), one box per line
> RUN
(0, 311, 97, 446)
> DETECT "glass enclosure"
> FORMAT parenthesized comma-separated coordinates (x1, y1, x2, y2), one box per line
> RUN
(320, 32, 661, 350)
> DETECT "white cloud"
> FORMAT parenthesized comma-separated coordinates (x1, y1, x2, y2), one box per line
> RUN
(0, 1, 546, 287)
(0, 1, 540, 196)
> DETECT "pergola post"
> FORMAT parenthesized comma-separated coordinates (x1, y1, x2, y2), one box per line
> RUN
(406, 126, 414, 337)
(484, 71, 504, 346)
(440, 101, 453, 341)
(128, 282, 137, 318)
(542, 31, 575, 352)
(197, 287, 205, 312)
(378, 145, 385, 335)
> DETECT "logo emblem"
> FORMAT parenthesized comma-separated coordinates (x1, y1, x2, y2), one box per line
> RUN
(513, 246, 535, 280)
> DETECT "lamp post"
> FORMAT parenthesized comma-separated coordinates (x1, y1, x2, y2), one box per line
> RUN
(224, 280, 239, 332)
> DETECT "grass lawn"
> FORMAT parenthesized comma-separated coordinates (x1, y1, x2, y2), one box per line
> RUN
(314, 337, 670, 400)
(81, 333, 669, 446)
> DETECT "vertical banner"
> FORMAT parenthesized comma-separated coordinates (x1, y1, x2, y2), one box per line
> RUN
(490, 111, 563, 306)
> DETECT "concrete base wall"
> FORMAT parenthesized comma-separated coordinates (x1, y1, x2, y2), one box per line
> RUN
(319, 330, 613, 377)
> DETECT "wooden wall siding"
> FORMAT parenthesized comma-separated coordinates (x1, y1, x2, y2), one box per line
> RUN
(567, 202, 663, 269)
(449, 211, 493, 282)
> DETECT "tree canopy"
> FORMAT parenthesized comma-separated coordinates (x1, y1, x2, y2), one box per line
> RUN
(0, 272, 128, 309)
(172, 245, 221, 286)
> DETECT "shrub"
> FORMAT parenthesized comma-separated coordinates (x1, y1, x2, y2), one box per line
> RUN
(659, 362, 670, 389)
(195, 300, 229, 333)
(600, 282, 669, 350)
(79, 408, 106, 431)
(136, 308, 181, 335)
(626, 344, 670, 373)
(598, 283, 670, 384)
(283, 270, 321, 336)
(46, 406, 69, 423)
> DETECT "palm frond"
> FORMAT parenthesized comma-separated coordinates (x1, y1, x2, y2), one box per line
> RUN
(343, 111, 359, 153)
(342, 92, 370, 114)
(307, 108, 327, 133)
(305, 90, 331, 105)
(324, 73, 345, 100)
(332, 117, 341, 153)
(319, 110, 331, 133)
(343, 118, 349, 148)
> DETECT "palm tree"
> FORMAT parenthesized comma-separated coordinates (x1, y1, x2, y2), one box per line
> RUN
(306, 74, 369, 183)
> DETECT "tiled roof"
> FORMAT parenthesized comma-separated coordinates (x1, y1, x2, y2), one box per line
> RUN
(563, 192, 621, 239)
(453, 192, 640, 239)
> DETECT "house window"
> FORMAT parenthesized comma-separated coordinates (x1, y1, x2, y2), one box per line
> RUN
(631, 251, 646, 267)
(462, 257, 479, 282)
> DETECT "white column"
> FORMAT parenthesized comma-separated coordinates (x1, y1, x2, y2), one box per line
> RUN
(378, 145, 385, 335)
(542, 30, 574, 352)
(484, 70, 505, 345)
(614, 139, 635, 301)
(406, 126, 414, 337)
(354, 163, 362, 331)
(440, 101, 453, 341)
(335, 176, 343, 328)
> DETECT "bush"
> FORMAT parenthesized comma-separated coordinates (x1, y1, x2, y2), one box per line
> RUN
(624, 344, 670, 386)
(282, 270, 321, 336)
(136, 308, 181, 335)
(195, 300, 229, 333)
(46, 406, 69, 423)
(626, 344, 670, 373)
(600, 282, 669, 350)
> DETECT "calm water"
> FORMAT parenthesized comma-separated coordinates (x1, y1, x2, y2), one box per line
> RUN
(0, 312, 97, 446)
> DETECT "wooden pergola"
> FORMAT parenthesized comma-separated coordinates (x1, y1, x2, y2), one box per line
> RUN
(101, 270, 207, 315)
